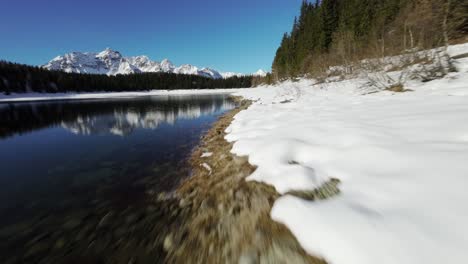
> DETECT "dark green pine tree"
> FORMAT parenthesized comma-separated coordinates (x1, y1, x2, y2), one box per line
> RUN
(0, 61, 254, 94)
(319, 0, 340, 51)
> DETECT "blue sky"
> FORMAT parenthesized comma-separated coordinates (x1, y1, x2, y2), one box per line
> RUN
(0, 0, 302, 73)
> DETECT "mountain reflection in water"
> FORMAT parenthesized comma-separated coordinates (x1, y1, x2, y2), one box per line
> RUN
(0, 94, 236, 263)
(0, 95, 235, 138)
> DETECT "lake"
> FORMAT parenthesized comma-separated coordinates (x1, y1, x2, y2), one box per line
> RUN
(0, 94, 235, 263)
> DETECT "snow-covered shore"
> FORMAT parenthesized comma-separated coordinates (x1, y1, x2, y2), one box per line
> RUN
(226, 43, 468, 264)
(0, 88, 243, 103)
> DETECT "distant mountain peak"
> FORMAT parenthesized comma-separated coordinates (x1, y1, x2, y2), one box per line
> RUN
(220, 69, 269, 79)
(96, 48, 122, 59)
(161, 58, 173, 64)
(43, 48, 260, 79)
(160, 59, 175, 72)
(254, 69, 268, 77)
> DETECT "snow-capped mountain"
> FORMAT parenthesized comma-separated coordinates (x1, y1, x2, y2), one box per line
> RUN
(221, 72, 242, 78)
(43, 48, 266, 79)
(43, 49, 130, 75)
(43, 48, 223, 78)
(254, 69, 268, 77)
(172, 63, 222, 79)
(221, 69, 269, 78)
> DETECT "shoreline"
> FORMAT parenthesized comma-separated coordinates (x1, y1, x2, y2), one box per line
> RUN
(0, 89, 245, 103)
(0, 96, 248, 264)
(0, 94, 326, 263)
(164, 97, 325, 263)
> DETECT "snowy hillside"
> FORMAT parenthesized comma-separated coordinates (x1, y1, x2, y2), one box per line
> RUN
(227, 43, 468, 264)
(43, 48, 266, 79)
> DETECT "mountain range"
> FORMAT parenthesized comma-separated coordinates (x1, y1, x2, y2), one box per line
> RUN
(43, 48, 267, 79)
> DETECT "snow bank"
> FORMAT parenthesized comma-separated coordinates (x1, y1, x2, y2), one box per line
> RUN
(226, 43, 468, 264)
(0, 88, 244, 103)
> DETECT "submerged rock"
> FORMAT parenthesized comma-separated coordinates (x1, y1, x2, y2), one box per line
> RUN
(163, 234, 173, 252)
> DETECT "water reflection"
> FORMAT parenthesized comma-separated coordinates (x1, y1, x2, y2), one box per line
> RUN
(0, 95, 235, 138)
(0, 94, 235, 263)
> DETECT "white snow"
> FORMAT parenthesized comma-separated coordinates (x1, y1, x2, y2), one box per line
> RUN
(221, 69, 269, 78)
(226, 43, 468, 264)
(221, 72, 243, 78)
(160, 59, 176, 73)
(0, 89, 244, 103)
(253, 69, 268, 77)
(42, 48, 263, 79)
(201, 163, 212, 174)
(201, 152, 213, 158)
(43, 48, 226, 78)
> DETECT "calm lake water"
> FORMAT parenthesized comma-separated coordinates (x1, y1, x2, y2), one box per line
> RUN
(0, 94, 235, 263)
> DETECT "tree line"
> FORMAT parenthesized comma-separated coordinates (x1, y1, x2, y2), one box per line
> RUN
(271, 0, 467, 80)
(0, 61, 253, 94)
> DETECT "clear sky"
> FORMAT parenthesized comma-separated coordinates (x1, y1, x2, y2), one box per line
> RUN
(0, 0, 302, 74)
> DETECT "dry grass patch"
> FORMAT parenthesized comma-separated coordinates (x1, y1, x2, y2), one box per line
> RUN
(385, 84, 413, 93)
(162, 98, 326, 264)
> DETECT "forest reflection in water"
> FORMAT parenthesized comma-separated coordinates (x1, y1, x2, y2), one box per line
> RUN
(0, 94, 235, 263)
(0, 94, 235, 138)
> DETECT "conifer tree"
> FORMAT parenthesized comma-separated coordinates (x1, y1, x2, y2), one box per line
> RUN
(271, 0, 465, 79)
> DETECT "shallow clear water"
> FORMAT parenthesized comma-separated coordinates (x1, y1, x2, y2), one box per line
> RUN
(0, 94, 235, 262)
